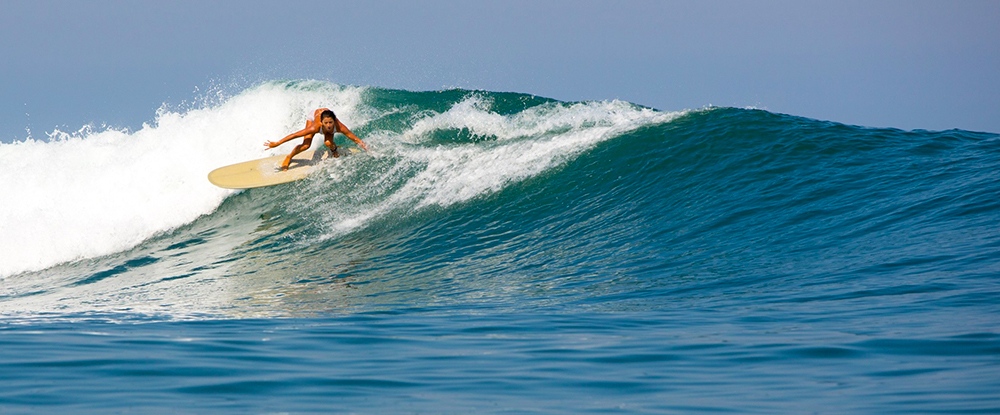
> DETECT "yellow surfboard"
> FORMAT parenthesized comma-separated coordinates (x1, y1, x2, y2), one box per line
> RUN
(207, 148, 359, 189)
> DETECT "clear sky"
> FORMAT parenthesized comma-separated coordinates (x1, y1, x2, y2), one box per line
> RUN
(1, 0, 998, 142)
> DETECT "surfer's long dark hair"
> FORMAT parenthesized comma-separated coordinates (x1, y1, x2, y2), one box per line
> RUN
(320, 110, 336, 121)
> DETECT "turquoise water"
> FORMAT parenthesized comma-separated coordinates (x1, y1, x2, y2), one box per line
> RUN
(1, 81, 999, 413)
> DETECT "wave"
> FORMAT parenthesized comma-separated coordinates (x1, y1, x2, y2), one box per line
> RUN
(0, 80, 679, 279)
(3, 79, 999, 320)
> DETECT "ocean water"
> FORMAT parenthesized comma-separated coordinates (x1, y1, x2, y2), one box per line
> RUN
(1, 80, 998, 413)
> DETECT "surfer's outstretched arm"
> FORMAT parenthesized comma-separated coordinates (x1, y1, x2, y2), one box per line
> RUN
(336, 120, 369, 151)
(264, 125, 320, 149)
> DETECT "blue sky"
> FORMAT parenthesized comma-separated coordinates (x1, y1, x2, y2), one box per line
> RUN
(2, 0, 998, 142)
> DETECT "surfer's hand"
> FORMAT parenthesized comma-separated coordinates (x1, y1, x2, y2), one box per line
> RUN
(264, 141, 277, 149)
(360, 142, 369, 151)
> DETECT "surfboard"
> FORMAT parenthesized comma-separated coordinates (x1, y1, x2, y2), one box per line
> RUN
(207, 148, 359, 189)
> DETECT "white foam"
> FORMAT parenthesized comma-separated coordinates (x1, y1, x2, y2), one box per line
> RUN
(0, 81, 369, 277)
(407, 98, 678, 207)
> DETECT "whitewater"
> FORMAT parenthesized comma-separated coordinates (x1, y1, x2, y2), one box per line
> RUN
(1, 80, 998, 413)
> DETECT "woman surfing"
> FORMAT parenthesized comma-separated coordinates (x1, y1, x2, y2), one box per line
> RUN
(264, 108, 368, 170)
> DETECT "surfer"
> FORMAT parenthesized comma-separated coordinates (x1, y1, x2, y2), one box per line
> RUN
(264, 108, 369, 170)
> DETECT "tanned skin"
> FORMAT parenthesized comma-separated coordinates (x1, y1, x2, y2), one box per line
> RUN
(264, 108, 368, 170)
